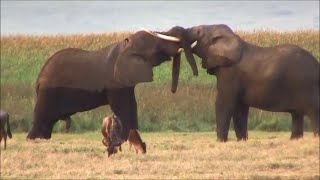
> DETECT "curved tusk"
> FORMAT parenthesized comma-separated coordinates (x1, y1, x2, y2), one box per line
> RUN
(191, 41, 197, 48)
(140, 27, 180, 42)
(154, 32, 180, 42)
(140, 27, 156, 36)
(177, 48, 184, 53)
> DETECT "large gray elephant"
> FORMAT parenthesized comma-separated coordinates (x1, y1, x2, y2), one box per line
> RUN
(26, 28, 198, 147)
(173, 24, 319, 141)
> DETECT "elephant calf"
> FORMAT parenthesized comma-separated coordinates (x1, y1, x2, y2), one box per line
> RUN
(128, 129, 146, 154)
(0, 110, 12, 150)
(101, 114, 124, 156)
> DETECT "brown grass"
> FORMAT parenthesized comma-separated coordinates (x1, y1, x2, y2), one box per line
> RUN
(1, 131, 319, 179)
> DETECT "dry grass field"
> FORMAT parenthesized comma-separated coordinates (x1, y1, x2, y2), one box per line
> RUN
(1, 131, 319, 179)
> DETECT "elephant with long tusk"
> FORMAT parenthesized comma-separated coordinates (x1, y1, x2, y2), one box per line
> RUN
(173, 24, 320, 142)
(27, 28, 198, 152)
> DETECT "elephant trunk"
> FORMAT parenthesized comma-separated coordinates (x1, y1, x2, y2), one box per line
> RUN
(171, 53, 181, 93)
(166, 26, 199, 93)
(141, 27, 198, 93)
(183, 40, 198, 76)
(171, 40, 197, 93)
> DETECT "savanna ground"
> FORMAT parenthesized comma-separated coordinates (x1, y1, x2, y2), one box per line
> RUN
(0, 131, 319, 179)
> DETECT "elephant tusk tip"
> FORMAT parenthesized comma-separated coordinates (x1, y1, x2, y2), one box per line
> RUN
(140, 27, 180, 42)
(140, 27, 155, 36)
(177, 48, 184, 53)
(191, 41, 197, 48)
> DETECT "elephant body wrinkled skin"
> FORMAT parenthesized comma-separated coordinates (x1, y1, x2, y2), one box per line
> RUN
(181, 24, 319, 141)
(27, 28, 198, 151)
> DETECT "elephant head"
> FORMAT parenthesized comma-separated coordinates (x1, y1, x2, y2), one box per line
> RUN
(183, 24, 244, 70)
(114, 28, 198, 93)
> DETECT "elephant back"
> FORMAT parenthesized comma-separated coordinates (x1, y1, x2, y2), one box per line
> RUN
(37, 47, 123, 91)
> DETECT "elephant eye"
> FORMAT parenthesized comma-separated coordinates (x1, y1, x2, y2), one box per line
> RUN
(196, 30, 201, 35)
(124, 38, 129, 42)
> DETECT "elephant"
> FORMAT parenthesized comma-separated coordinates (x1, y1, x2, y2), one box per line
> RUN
(26, 27, 198, 148)
(0, 109, 12, 150)
(174, 24, 319, 141)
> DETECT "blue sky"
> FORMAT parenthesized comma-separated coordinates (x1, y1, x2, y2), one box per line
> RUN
(1, 1, 319, 35)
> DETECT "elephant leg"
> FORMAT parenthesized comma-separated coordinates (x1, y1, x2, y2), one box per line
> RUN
(233, 104, 249, 141)
(108, 87, 138, 141)
(215, 94, 236, 142)
(290, 112, 304, 139)
(306, 108, 320, 137)
(27, 88, 59, 139)
(65, 117, 71, 133)
(0, 132, 3, 149)
(4, 133, 7, 150)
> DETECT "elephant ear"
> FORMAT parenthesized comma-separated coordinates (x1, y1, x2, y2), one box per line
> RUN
(114, 53, 153, 87)
(206, 30, 243, 68)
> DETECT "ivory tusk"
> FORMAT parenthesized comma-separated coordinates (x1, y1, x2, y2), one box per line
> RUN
(191, 41, 197, 48)
(140, 27, 180, 42)
(177, 48, 184, 53)
(154, 33, 180, 42)
(177, 41, 197, 53)
(140, 27, 156, 36)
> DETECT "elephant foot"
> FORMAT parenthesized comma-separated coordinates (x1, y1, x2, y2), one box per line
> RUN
(290, 133, 303, 140)
(237, 137, 248, 141)
(235, 132, 248, 141)
(27, 127, 52, 140)
(216, 132, 229, 142)
(217, 137, 228, 142)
